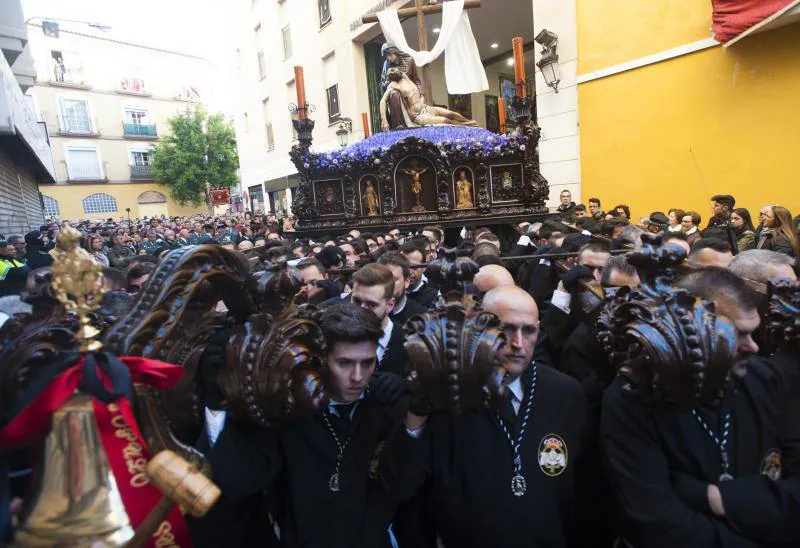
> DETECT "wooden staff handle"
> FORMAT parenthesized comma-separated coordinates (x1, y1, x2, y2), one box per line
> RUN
(124, 450, 221, 548)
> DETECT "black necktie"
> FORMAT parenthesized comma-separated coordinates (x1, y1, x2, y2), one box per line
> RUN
(499, 393, 517, 428)
(330, 402, 357, 438)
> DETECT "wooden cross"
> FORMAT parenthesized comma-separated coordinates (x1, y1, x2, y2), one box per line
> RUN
(362, 0, 482, 104)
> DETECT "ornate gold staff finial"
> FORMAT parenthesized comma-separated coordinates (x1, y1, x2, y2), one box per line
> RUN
(49, 223, 105, 352)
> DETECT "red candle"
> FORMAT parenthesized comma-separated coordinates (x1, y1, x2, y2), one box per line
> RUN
(294, 66, 306, 119)
(512, 37, 526, 98)
(362, 112, 370, 138)
(497, 98, 506, 132)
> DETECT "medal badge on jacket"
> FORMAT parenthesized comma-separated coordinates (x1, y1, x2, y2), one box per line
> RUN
(760, 448, 782, 481)
(538, 434, 568, 477)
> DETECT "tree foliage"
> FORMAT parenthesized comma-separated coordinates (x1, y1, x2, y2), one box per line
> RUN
(152, 107, 239, 206)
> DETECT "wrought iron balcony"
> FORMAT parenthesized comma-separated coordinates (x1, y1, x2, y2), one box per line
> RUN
(123, 123, 157, 137)
(130, 164, 154, 179)
(67, 163, 105, 181)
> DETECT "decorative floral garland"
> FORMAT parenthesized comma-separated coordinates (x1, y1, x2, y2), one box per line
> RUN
(299, 126, 528, 174)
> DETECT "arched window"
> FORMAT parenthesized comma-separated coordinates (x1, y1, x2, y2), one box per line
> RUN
(82, 193, 118, 214)
(137, 190, 166, 204)
(42, 195, 60, 217)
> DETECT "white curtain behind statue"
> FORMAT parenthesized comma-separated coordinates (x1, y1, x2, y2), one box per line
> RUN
(377, 0, 489, 95)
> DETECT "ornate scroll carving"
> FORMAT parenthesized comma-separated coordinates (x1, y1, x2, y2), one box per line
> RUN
(248, 262, 304, 317)
(218, 306, 328, 426)
(766, 279, 800, 356)
(404, 303, 507, 415)
(596, 235, 737, 409)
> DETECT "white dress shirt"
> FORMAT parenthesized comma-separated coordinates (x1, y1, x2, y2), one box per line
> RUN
(204, 409, 227, 446)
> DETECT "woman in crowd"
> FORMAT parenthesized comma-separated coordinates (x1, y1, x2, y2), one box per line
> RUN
(730, 208, 756, 252)
(667, 208, 686, 232)
(757, 204, 799, 257)
(681, 211, 702, 246)
(613, 204, 631, 220)
(83, 234, 110, 267)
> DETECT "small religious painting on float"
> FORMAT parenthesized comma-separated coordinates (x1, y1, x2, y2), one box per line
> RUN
(485, 94, 500, 133)
(490, 164, 523, 203)
(499, 74, 516, 106)
(452, 166, 475, 209)
(448, 94, 472, 119)
(395, 156, 437, 213)
(359, 175, 381, 217)
(313, 180, 345, 216)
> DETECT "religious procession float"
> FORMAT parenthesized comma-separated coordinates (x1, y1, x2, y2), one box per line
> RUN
(290, 0, 550, 236)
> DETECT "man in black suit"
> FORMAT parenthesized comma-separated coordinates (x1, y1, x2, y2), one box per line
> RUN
(351, 263, 411, 377)
(401, 285, 588, 546)
(400, 241, 439, 309)
(191, 304, 427, 548)
(378, 251, 428, 325)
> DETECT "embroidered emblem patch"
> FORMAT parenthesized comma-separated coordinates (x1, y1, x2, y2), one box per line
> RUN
(538, 434, 568, 477)
(760, 448, 782, 481)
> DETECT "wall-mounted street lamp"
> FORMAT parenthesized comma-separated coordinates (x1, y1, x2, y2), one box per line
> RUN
(535, 29, 560, 93)
(336, 117, 353, 147)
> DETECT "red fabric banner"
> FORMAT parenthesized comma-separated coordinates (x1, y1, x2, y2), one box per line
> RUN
(712, 0, 794, 43)
(0, 356, 191, 547)
(209, 187, 231, 205)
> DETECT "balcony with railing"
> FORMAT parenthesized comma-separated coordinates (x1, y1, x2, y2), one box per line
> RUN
(130, 164, 154, 179)
(123, 123, 157, 138)
(67, 163, 106, 182)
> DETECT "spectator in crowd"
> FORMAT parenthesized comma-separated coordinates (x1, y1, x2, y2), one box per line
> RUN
(643, 212, 669, 234)
(687, 238, 733, 269)
(588, 198, 605, 221)
(6, 236, 25, 261)
(728, 249, 797, 283)
(707, 194, 735, 229)
(730, 207, 757, 252)
(108, 233, 136, 268)
(663, 231, 691, 256)
(574, 204, 587, 219)
(681, 211, 702, 246)
(613, 204, 631, 220)
(667, 208, 686, 232)
(23, 231, 53, 270)
(126, 262, 156, 294)
(557, 189, 576, 217)
(0, 239, 29, 297)
(756, 205, 798, 257)
(84, 235, 110, 267)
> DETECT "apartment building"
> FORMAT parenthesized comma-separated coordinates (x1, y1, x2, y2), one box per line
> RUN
(26, 21, 218, 220)
(232, 0, 574, 215)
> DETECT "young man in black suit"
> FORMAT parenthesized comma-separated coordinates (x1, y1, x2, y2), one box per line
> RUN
(378, 251, 428, 325)
(400, 241, 439, 309)
(351, 263, 411, 377)
(192, 303, 427, 547)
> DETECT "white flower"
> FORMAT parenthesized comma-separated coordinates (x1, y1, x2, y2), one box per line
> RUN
(520, 145, 526, 151)
(374, 159, 381, 165)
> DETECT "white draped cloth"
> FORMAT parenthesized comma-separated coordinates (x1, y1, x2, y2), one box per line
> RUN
(377, 0, 489, 95)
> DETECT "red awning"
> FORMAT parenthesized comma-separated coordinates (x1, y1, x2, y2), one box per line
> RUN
(712, 0, 795, 43)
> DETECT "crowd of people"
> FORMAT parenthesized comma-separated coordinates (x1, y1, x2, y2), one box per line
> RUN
(1, 191, 800, 547)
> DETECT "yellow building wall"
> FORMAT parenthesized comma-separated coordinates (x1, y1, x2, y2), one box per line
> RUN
(576, 0, 712, 75)
(578, 23, 800, 222)
(41, 183, 206, 221)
